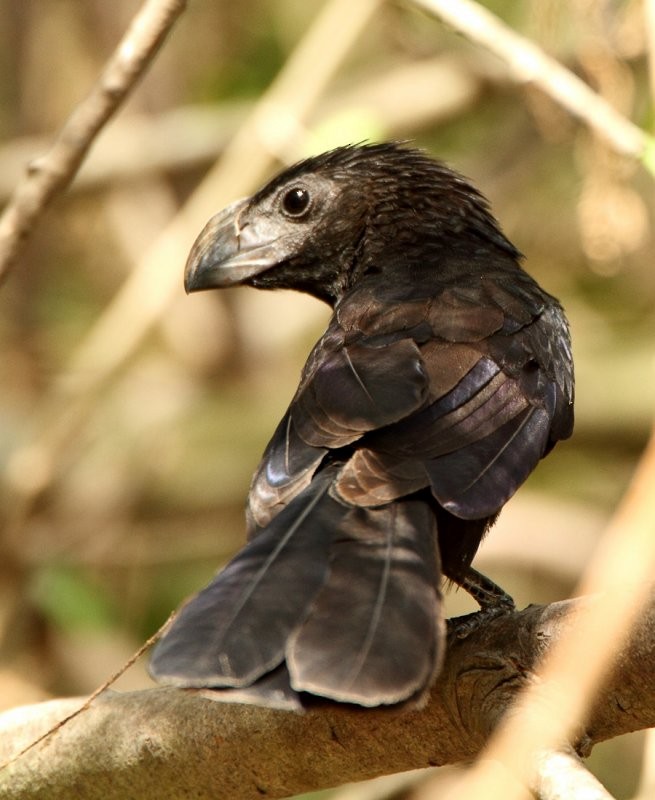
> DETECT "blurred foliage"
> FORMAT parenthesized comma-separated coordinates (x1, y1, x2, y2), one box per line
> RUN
(29, 565, 119, 632)
(0, 0, 653, 797)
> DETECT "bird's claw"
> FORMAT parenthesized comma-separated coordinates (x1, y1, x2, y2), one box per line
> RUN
(448, 601, 516, 640)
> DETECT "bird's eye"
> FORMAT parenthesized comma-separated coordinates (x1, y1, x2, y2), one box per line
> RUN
(281, 187, 311, 217)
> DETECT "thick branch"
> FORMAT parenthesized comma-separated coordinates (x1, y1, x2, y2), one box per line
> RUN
(0, 0, 186, 285)
(1, 594, 654, 800)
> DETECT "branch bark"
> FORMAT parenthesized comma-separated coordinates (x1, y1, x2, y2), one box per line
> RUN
(1, 593, 654, 800)
(0, 0, 187, 286)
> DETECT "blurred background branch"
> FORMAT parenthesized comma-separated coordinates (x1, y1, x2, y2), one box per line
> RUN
(2, 0, 381, 542)
(0, 56, 479, 203)
(0, 0, 187, 286)
(413, 0, 654, 164)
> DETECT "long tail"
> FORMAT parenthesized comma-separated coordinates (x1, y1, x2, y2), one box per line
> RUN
(149, 471, 444, 707)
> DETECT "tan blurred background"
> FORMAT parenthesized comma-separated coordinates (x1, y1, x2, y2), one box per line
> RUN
(0, 1, 653, 797)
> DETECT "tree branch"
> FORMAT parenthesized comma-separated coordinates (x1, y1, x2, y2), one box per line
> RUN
(0, 0, 187, 286)
(411, 0, 654, 167)
(530, 749, 616, 800)
(1, 593, 654, 799)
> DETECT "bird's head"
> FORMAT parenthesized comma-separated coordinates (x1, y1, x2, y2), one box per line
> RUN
(185, 142, 519, 306)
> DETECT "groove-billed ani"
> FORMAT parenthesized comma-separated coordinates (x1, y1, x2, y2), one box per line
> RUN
(150, 143, 574, 708)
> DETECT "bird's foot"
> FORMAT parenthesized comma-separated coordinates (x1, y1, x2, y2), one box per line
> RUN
(447, 566, 516, 639)
(448, 601, 515, 640)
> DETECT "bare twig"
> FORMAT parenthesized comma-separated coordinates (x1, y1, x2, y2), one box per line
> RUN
(411, 0, 654, 166)
(416, 749, 618, 800)
(0, 0, 187, 286)
(0, 620, 171, 773)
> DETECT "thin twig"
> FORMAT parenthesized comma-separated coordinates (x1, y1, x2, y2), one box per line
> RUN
(0, 0, 187, 286)
(411, 0, 654, 166)
(0, 618, 173, 773)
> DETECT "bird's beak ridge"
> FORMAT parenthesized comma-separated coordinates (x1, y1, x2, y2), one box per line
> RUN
(184, 199, 283, 293)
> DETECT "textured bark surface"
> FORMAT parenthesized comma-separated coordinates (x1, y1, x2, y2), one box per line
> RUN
(1, 594, 654, 799)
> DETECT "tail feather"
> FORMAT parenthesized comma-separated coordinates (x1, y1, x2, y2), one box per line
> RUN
(150, 471, 443, 707)
(288, 500, 442, 706)
(150, 470, 342, 688)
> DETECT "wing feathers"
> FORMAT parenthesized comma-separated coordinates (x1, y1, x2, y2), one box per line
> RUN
(335, 449, 427, 506)
(292, 338, 428, 447)
(247, 410, 326, 531)
(428, 288, 504, 341)
(427, 402, 552, 518)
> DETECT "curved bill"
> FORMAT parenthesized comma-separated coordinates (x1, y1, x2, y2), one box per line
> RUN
(184, 199, 286, 293)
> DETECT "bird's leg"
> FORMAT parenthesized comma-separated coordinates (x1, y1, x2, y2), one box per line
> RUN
(447, 567, 515, 639)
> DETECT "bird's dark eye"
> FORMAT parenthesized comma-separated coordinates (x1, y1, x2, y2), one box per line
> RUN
(281, 187, 311, 217)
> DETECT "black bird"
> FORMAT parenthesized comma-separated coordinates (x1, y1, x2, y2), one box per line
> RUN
(150, 143, 574, 707)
